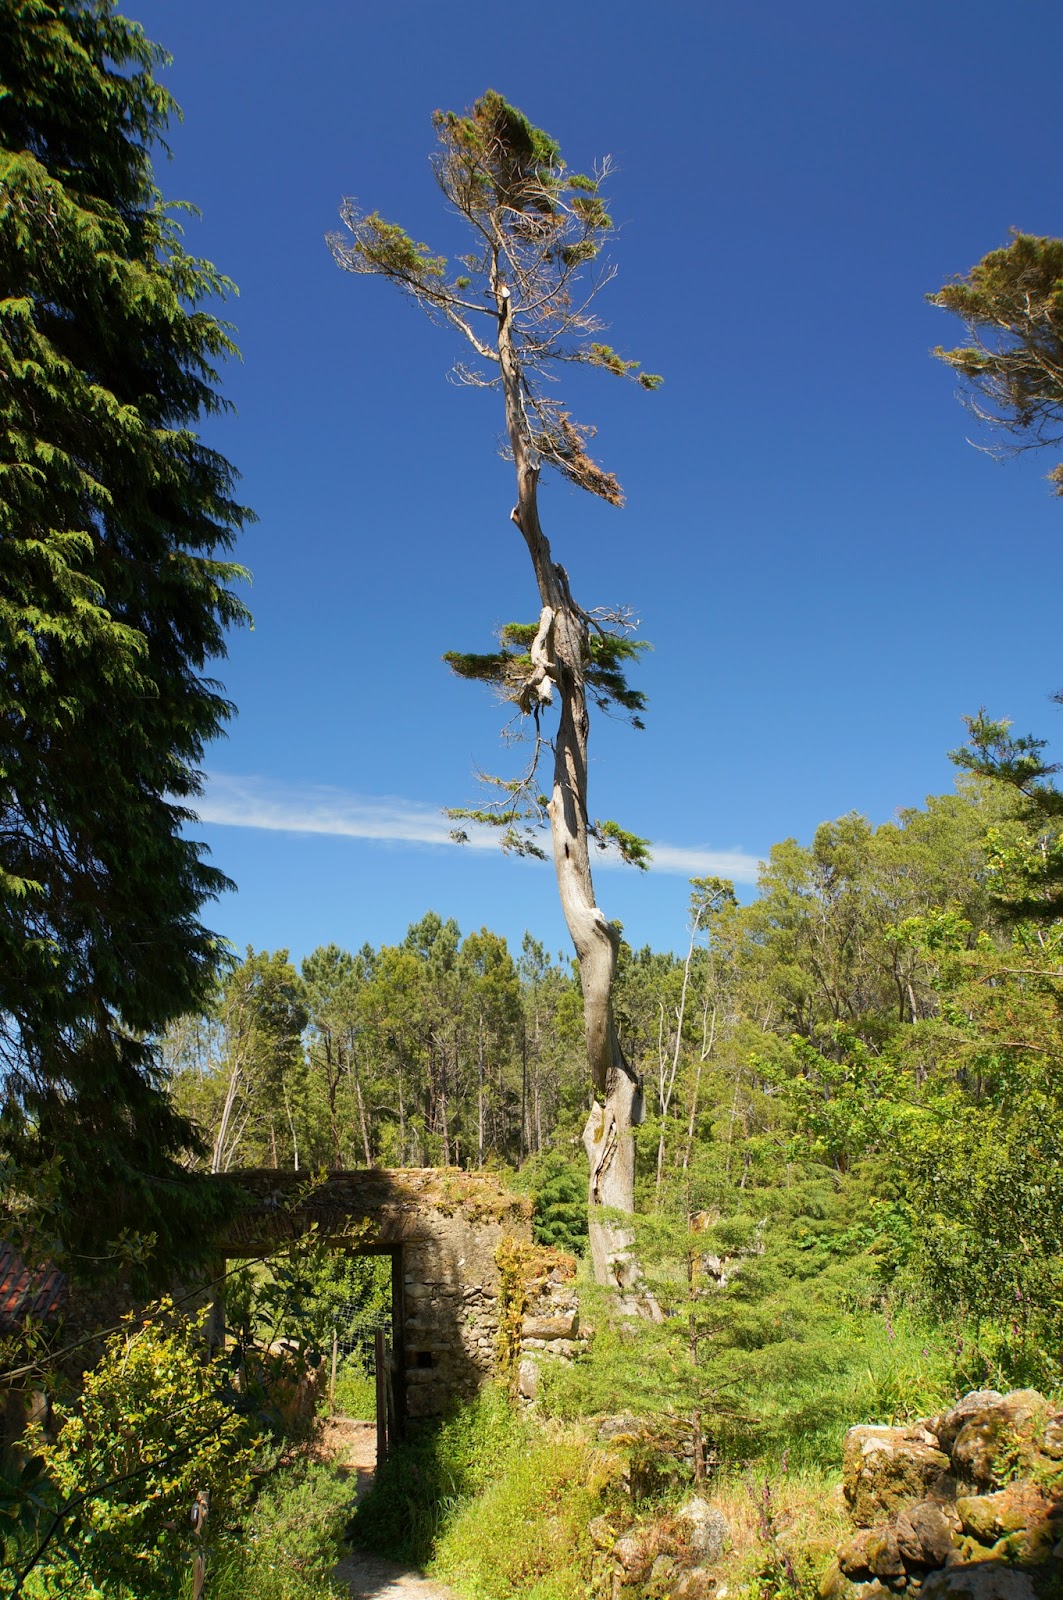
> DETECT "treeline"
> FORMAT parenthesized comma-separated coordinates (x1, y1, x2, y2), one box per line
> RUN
(165, 915, 587, 1172)
(166, 746, 1063, 1377)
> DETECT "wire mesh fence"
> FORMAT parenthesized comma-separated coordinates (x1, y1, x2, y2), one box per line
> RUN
(332, 1295, 391, 1372)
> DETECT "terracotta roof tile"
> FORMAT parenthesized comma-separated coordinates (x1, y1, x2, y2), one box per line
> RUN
(0, 1242, 66, 1330)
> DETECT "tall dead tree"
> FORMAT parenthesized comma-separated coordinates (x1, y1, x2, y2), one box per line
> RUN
(330, 91, 661, 1295)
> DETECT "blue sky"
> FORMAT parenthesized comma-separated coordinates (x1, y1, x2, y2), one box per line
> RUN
(127, 0, 1063, 965)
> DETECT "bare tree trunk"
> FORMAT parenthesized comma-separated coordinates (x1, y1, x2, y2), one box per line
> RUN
(477, 1019, 485, 1169)
(282, 1079, 299, 1171)
(494, 273, 648, 1298)
(520, 1024, 528, 1160)
(396, 1060, 406, 1161)
(212, 1058, 242, 1173)
(656, 910, 702, 1200)
(354, 1062, 372, 1166)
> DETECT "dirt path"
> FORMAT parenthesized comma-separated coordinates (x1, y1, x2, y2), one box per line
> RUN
(321, 1419, 460, 1600)
(334, 1547, 462, 1600)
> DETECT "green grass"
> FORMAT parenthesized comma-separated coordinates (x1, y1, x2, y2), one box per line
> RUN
(350, 1384, 528, 1567)
(431, 1429, 616, 1600)
(332, 1355, 376, 1421)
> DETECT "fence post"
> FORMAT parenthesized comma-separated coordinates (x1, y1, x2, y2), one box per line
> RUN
(191, 1488, 209, 1600)
(374, 1327, 388, 1470)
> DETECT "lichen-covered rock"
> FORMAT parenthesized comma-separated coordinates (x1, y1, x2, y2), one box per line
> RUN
(613, 1532, 650, 1573)
(950, 1393, 1045, 1491)
(648, 1554, 680, 1589)
(819, 1558, 850, 1598)
(676, 1496, 729, 1564)
(936, 1395, 1005, 1455)
(955, 1486, 1055, 1546)
(920, 1563, 1038, 1600)
(843, 1425, 952, 1526)
(824, 1393, 1063, 1600)
(1039, 1415, 1063, 1463)
(597, 1413, 643, 1442)
(819, 1561, 899, 1600)
(895, 1498, 961, 1568)
(588, 1514, 617, 1550)
(838, 1525, 906, 1579)
(674, 1571, 719, 1600)
(989, 1522, 1059, 1567)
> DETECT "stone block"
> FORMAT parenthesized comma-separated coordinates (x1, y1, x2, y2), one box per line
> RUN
(522, 1312, 578, 1340)
(676, 1496, 729, 1564)
(838, 1527, 905, 1580)
(895, 1499, 960, 1568)
(517, 1357, 539, 1401)
(921, 1565, 1037, 1600)
(843, 1426, 951, 1527)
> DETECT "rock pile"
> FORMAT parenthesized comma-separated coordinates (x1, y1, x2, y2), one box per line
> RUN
(515, 1259, 589, 1402)
(822, 1389, 1063, 1600)
(589, 1493, 729, 1599)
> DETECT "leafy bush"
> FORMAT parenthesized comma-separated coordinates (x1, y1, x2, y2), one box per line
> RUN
(208, 1459, 353, 1600)
(16, 1302, 260, 1599)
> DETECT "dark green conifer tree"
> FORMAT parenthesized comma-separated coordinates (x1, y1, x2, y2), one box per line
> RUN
(0, 0, 250, 1271)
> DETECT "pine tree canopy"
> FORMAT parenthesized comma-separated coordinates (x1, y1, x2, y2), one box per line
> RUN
(929, 231, 1063, 490)
(0, 0, 251, 1271)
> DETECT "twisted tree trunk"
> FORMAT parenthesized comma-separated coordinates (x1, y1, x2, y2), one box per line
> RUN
(494, 274, 648, 1298)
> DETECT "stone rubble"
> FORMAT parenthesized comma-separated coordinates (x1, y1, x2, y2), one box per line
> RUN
(514, 1256, 589, 1401)
(821, 1389, 1063, 1600)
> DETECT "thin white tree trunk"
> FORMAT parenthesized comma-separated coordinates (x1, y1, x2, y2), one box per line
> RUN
(494, 269, 649, 1299)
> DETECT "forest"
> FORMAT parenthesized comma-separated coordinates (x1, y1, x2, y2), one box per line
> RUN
(164, 749, 1063, 1387)
(5, 1, 1063, 1598)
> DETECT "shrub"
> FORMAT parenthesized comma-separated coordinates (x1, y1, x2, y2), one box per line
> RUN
(19, 1302, 260, 1599)
(208, 1459, 353, 1600)
(332, 1355, 376, 1421)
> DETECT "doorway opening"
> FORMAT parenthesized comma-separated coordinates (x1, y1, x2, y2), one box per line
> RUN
(216, 1243, 406, 1462)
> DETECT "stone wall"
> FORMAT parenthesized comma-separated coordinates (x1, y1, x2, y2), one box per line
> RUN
(513, 1248, 587, 1403)
(215, 1168, 533, 1422)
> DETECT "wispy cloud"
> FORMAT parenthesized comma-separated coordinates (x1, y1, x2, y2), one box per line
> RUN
(193, 773, 762, 883)
(647, 843, 763, 882)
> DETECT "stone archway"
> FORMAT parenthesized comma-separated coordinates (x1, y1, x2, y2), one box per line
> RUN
(213, 1169, 531, 1425)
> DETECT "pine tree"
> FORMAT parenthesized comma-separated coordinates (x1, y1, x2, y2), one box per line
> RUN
(331, 92, 660, 1296)
(929, 231, 1063, 489)
(0, 0, 251, 1270)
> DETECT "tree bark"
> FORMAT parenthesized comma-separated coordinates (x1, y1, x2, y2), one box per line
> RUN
(494, 273, 647, 1296)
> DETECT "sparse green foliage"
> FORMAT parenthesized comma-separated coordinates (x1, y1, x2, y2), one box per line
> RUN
(929, 231, 1063, 489)
(949, 708, 1063, 920)
(593, 819, 651, 869)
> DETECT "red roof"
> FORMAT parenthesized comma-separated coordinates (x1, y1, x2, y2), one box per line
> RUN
(0, 1242, 66, 1330)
